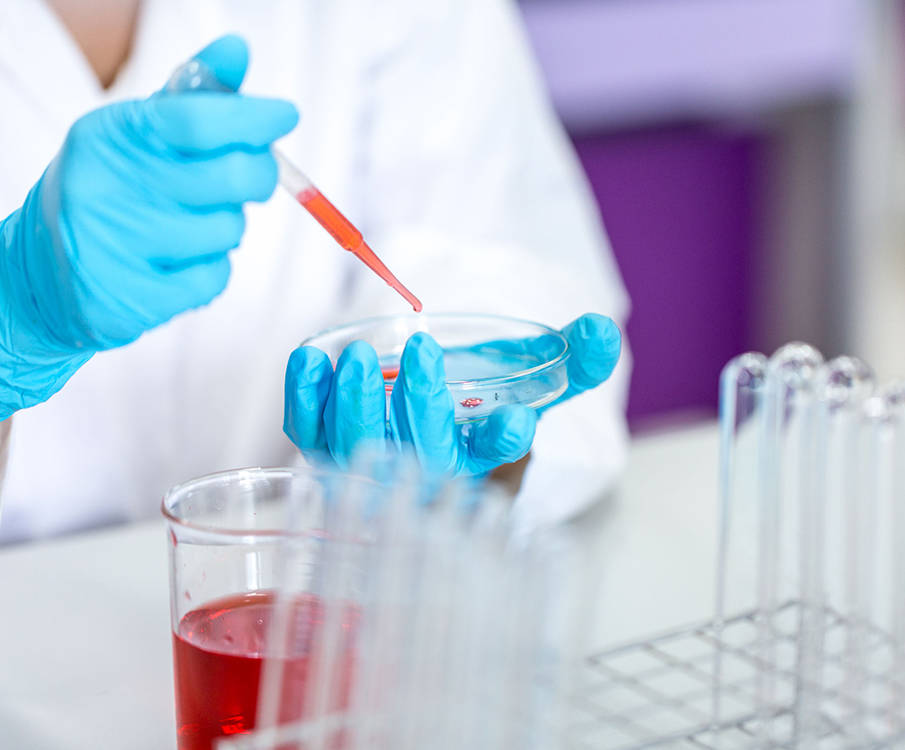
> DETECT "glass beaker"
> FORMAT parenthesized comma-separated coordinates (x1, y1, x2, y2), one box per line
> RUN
(162, 466, 366, 750)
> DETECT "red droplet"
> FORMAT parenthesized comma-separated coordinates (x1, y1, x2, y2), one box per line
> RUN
(461, 397, 483, 408)
(381, 366, 400, 380)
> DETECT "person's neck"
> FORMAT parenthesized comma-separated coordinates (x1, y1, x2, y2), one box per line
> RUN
(46, 0, 142, 89)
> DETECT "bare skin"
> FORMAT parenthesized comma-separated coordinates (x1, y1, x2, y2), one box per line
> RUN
(46, 0, 141, 89)
(489, 452, 530, 497)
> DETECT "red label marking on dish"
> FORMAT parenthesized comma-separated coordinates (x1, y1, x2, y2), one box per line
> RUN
(460, 397, 483, 408)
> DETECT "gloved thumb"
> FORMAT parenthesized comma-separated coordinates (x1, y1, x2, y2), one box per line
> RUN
(189, 34, 249, 92)
(463, 405, 536, 475)
(560, 313, 621, 401)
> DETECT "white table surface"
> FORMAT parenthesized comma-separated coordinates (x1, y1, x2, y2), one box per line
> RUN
(0, 421, 720, 750)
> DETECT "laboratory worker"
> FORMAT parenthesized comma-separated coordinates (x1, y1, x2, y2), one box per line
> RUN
(0, 0, 629, 543)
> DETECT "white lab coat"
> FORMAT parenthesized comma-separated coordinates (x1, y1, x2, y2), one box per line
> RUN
(0, 0, 630, 542)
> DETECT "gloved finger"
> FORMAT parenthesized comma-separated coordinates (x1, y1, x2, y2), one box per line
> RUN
(146, 94, 299, 153)
(284, 346, 333, 455)
(460, 404, 536, 475)
(465, 332, 565, 362)
(75, 249, 231, 346)
(164, 253, 232, 311)
(389, 333, 456, 475)
(88, 252, 232, 344)
(142, 208, 246, 267)
(324, 341, 386, 470)
(192, 34, 249, 92)
(168, 149, 279, 206)
(558, 314, 622, 403)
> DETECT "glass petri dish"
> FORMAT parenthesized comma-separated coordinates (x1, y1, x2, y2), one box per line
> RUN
(302, 313, 570, 424)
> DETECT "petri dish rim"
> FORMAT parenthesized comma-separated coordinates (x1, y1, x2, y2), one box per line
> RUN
(300, 312, 571, 390)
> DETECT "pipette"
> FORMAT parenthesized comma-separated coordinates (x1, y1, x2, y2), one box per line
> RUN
(274, 154, 422, 312)
(166, 60, 423, 313)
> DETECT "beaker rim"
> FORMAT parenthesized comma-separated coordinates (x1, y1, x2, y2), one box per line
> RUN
(161, 465, 375, 539)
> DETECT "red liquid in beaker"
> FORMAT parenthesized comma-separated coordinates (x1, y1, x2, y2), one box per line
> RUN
(172, 591, 355, 750)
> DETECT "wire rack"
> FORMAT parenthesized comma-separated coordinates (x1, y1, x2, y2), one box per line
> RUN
(220, 598, 905, 750)
(570, 601, 905, 750)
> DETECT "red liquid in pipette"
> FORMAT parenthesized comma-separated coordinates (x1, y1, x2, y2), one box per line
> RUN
(172, 590, 357, 750)
(381, 365, 399, 394)
(296, 188, 423, 313)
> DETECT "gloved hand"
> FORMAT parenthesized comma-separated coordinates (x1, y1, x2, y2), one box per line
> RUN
(284, 313, 622, 477)
(0, 35, 298, 418)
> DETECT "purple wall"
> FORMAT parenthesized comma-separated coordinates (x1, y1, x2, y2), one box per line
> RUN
(574, 126, 764, 425)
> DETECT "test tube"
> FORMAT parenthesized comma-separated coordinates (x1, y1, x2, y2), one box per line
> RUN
(715, 351, 768, 738)
(837, 393, 891, 743)
(716, 345, 826, 743)
(757, 344, 824, 745)
(884, 383, 905, 735)
(797, 356, 873, 745)
(456, 494, 509, 748)
(396, 492, 452, 748)
(420, 494, 461, 750)
(251, 471, 360, 743)
(307, 476, 366, 749)
(341, 457, 422, 749)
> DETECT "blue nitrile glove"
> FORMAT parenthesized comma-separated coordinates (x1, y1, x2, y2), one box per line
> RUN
(283, 313, 622, 477)
(0, 35, 298, 419)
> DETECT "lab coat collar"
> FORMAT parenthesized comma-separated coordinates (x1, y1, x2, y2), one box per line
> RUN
(0, 0, 220, 129)
(0, 1, 107, 127)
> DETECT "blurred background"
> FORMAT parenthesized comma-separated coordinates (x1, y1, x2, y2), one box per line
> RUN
(517, 0, 905, 430)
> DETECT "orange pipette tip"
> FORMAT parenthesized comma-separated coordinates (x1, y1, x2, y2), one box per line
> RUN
(296, 188, 422, 313)
(350, 241, 423, 313)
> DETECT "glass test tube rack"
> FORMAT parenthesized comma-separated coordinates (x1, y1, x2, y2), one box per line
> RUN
(570, 343, 905, 749)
